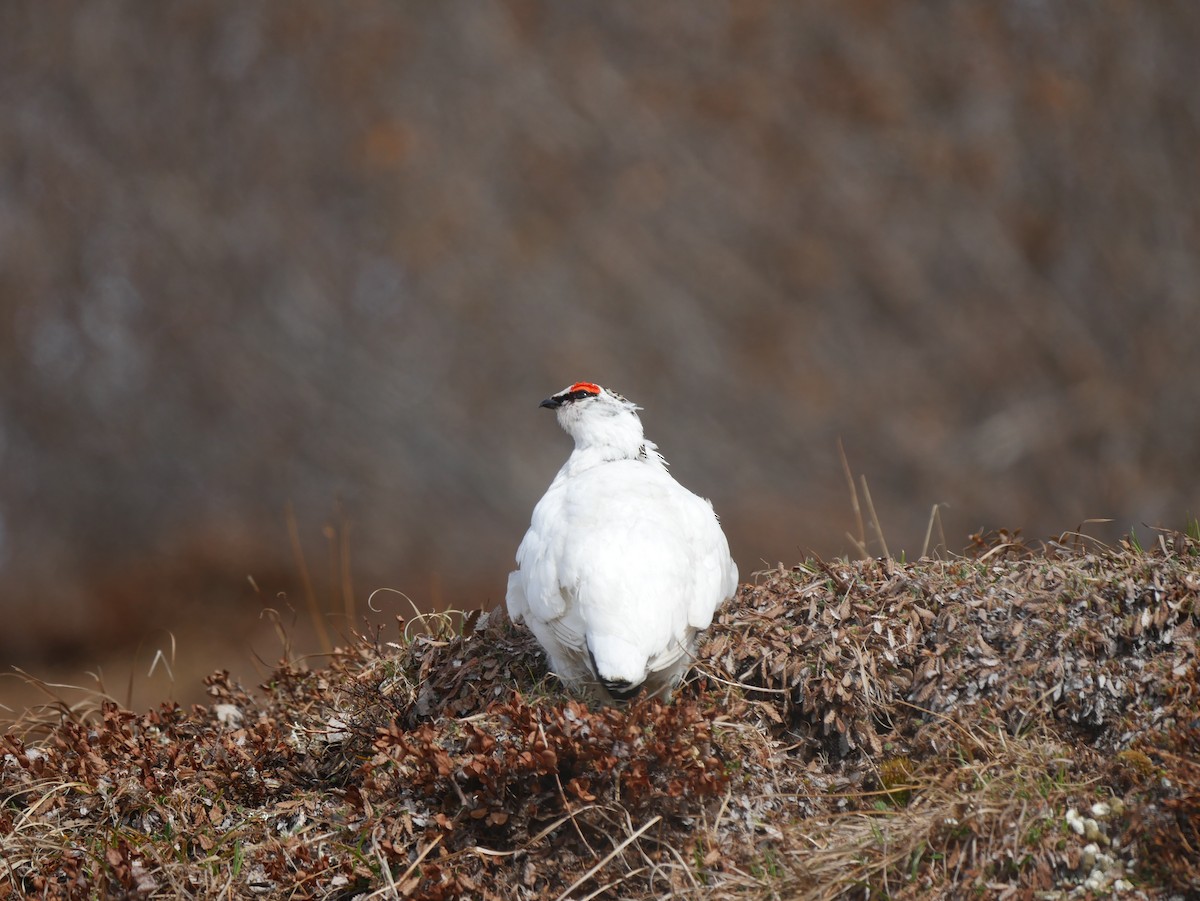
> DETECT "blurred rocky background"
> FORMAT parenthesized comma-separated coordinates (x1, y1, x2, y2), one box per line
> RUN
(2, 2, 1198, 709)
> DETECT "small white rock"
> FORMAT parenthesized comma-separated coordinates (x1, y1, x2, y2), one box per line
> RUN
(1066, 807, 1086, 835)
(1090, 801, 1111, 819)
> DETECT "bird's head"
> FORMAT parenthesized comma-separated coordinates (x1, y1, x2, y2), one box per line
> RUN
(540, 382, 645, 455)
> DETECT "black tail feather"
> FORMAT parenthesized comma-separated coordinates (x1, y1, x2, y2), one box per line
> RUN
(601, 677, 644, 702)
(587, 645, 645, 702)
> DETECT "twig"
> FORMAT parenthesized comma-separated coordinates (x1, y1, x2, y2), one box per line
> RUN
(553, 815, 661, 901)
(860, 475, 890, 559)
(467, 805, 604, 860)
(576, 867, 647, 901)
(540, 716, 597, 857)
(287, 503, 332, 653)
(838, 438, 866, 554)
(365, 834, 442, 899)
(696, 667, 793, 695)
(921, 503, 943, 559)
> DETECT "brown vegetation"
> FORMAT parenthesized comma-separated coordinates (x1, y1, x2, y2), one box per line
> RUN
(2, 529, 1198, 898)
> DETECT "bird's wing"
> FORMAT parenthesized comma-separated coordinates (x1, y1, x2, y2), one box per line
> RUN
(510, 512, 593, 677)
(681, 495, 739, 629)
(504, 568, 528, 622)
(510, 485, 570, 625)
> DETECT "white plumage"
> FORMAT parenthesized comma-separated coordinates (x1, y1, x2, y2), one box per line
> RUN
(506, 382, 738, 703)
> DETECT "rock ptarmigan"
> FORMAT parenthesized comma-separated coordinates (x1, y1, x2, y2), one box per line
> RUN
(506, 382, 738, 703)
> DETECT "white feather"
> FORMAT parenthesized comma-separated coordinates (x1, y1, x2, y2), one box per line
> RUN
(507, 383, 738, 702)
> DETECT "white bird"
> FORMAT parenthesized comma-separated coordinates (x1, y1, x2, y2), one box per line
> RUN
(506, 382, 738, 703)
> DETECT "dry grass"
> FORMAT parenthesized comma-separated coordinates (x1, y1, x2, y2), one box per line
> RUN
(2, 529, 1198, 899)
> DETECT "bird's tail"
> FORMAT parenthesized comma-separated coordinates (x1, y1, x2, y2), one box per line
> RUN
(600, 675, 643, 702)
(586, 645, 645, 701)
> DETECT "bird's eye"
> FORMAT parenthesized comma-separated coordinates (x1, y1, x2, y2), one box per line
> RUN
(566, 382, 601, 397)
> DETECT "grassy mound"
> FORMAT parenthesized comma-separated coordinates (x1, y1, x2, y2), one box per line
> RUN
(2, 530, 1198, 899)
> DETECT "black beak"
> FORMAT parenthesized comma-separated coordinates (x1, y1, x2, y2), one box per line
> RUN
(540, 396, 562, 409)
